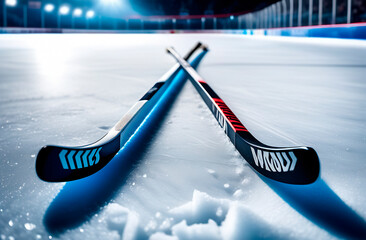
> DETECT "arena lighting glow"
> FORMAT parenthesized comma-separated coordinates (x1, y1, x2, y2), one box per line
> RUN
(59, 5, 70, 15)
(86, 10, 95, 18)
(5, 0, 17, 7)
(101, 0, 121, 5)
(73, 8, 83, 17)
(99, 0, 123, 9)
(230, 15, 234, 20)
(44, 4, 54, 12)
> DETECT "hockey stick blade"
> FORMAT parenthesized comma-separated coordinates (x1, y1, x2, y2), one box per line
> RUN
(36, 42, 204, 182)
(167, 46, 320, 184)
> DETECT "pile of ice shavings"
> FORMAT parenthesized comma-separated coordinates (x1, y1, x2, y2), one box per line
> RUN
(104, 190, 288, 240)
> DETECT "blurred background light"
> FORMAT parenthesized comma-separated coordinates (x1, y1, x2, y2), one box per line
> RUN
(44, 4, 54, 12)
(5, 0, 17, 7)
(73, 8, 83, 17)
(59, 5, 70, 15)
(100, 0, 121, 6)
(86, 10, 95, 18)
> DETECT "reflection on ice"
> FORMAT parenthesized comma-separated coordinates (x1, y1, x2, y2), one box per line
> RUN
(32, 38, 74, 94)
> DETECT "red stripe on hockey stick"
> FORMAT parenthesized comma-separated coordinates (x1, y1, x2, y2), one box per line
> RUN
(212, 98, 248, 132)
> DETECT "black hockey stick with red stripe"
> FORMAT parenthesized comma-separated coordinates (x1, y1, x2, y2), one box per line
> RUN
(36, 42, 205, 182)
(167, 46, 320, 184)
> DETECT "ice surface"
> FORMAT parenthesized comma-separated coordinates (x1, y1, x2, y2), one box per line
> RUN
(1, 34, 366, 239)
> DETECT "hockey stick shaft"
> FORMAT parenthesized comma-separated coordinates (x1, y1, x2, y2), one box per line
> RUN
(36, 43, 205, 182)
(167, 46, 319, 184)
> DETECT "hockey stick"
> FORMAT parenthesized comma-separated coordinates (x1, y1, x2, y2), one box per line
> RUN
(36, 42, 205, 182)
(167, 46, 320, 184)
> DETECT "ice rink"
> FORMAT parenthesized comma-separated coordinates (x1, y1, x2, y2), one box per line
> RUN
(0, 34, 366, 239)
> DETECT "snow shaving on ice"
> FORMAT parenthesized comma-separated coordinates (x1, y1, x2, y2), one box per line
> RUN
(104, 190, 287, 240)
